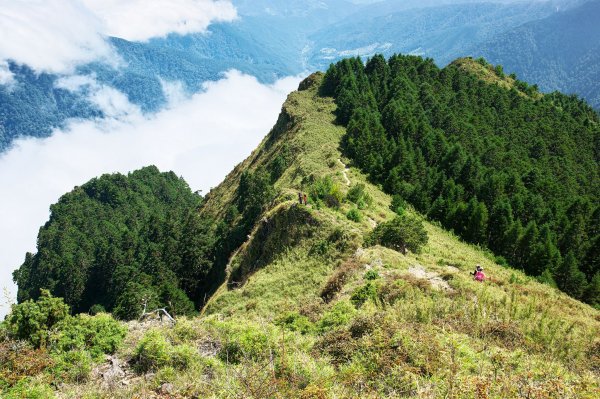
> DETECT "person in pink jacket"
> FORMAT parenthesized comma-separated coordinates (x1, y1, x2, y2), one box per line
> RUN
(472, 265, 486, 282)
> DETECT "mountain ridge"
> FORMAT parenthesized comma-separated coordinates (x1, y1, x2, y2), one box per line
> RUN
(4, 62, 600, 398)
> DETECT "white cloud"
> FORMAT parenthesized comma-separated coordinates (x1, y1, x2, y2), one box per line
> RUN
(0, 71, 301, 317)
(83, 0, 238, 42)
(0, 0, 237, 74)
(0, 61, 15, 86)
(57, 74, 143, 118)
(0, 0, 114, 75)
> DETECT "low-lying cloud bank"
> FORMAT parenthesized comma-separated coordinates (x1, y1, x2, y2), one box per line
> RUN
(0, 0, 237, 75)
(0, 71, 301, 316)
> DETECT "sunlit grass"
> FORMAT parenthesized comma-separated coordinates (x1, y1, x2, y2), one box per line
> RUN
(38, 73, 600, 398)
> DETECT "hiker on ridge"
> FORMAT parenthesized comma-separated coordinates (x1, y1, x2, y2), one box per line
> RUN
(471, 265, 486, 282)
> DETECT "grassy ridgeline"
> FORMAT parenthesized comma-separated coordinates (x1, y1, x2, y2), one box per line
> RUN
(3, 73, 599, 398)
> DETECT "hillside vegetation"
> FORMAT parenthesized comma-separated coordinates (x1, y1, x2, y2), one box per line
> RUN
(13, 166, 217, 320)
(3, 69, 599, 398)
(321, 54, 600, 306)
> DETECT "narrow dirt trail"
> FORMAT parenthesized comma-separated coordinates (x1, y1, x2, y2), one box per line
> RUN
(338, 158, 351, 186)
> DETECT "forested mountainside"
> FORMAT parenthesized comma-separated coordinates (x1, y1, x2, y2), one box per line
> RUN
(0, 26, 302, 151)
(4, 0, 599, 153)
(4, 70, 598, 399)
(474, 0, 600, 109)
(321, 55, 599, 305)
(13, 166, 217, 320)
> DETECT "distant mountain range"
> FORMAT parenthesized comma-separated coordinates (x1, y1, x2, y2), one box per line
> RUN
(473, 0, 600, 109)
(1, 0, 598, 151)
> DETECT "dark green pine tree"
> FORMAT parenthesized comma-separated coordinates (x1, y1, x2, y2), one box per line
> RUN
(488, 199, 513, 253)
(464, 198, 489, 244)
(529, 225, 561, 277)
(556, 252, 588, 300)
(583, 273, 600, 308)
(365, 54, 390, 108)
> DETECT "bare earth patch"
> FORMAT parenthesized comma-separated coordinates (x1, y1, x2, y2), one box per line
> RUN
(408, 265, 454, 292)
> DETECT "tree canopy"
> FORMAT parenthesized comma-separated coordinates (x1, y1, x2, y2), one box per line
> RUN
(13, 166, 217, 319)
(321, 54, 600, 305)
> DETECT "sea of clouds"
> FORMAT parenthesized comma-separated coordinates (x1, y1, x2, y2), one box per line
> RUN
(0, 0, 301, 316)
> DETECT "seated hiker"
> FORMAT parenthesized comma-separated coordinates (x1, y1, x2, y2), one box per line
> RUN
(471, 265, 486, 282)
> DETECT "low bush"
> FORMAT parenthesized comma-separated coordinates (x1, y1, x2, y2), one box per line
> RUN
(314, 329, 355, 365)
(367, 214, 428, 255)
(276, 312, 315, 335)
(346, 184, 373, 209)
(0, 341, 53, 388)
(2, 379, 55, 399)
(349, 314, 378, 338)
(364, 270, 380, 281)
(134, 330, 172, 372)
(346, 208, 362, 222)
(171, 344, 199, 370)
(52, 313, 126, 359)
(309, 176, 344, 208)
(170, 318, 202, 343)
(318, 301, 356, 332)
(5, 290, 69, 348)
(52, 350, 92, 383)
(350, 282, 379, 308)
(154, 366, 177, 386)
(218, 326, 271, 364)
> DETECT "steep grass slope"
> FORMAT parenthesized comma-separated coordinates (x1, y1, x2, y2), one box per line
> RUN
(55, 74, 599, 398)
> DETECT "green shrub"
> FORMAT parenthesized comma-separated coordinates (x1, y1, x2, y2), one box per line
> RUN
(171, 344, 198, 370)
(494, 255, 509, 267)
(134, 330, 172, 372)
(390, 195, 406, 216)
(154, 366, 177, 386)
(318, 301, 356, 332)
(367, 214, 428, 255)
(218, 326, 270, 364)
(113, 282, 160, 321)
(364, 270, 380, 280)
(6, 290, 69, 348)
(52, 313, 126, 359)
(171, 318, 201, 343)
(350, 282, 379, 308)
(52, 350, 92, 383)
(346, 208, 362, 222)
(275, 312, 315, 334)
(537, 269, 558, 288)
(309, 176, 343, 208)
(346, 183, 372, 209)
(3, 379, 55, 399)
